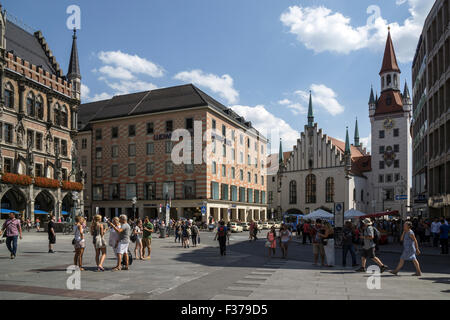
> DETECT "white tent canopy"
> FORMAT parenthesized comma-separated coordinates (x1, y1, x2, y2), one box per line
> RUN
(344, 208, 366, 219)
(303, 209, 334, 220)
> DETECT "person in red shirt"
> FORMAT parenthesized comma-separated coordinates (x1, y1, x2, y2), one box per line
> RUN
(0, 212, 23, 259)
(302, 220, 312, 244)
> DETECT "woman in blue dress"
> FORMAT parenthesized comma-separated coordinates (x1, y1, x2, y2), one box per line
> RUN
(390, 221, 422, 276)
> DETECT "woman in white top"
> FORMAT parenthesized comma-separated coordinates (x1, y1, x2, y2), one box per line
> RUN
(321, 221, 335, 267)
(108, 217, 120, 255)
(73, 216, 85, 271)
(133, 220, 144, 260)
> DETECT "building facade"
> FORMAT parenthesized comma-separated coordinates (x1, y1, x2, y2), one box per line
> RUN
(77, 84, 268, 222)
(0, 7, 84, 221)
(412, 0, 450, 218)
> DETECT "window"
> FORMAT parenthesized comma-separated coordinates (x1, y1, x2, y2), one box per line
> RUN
(222, 144, 226, 157)
(146, 142, 154, 155)
(240, 152, 243, 164)
(254, 174, 258, 184)
(35, 163, 43, 177)
(145, 183, 156, 200)
(221, 184, 229, 200)
(146, 122, 154, 135)
(111, 165, 119, 177)
(231, 167, 235, 179)
(305, 174, 316, 203)
(4, 123, 12, 143)
(247, 188, 253, 203)
(186, 118, 193, 130)
(239, 187, 246, 202)
(289, 180, 297, 204)
(126, 183, 137, 200)
(93, 185, 103, 201)
(212, 119, 216, 130)
(185, 163, 194, 173)
(163, 182, 175, 200)
(231, 148, 235, 161)
(165, 161, 173, 174)
(95, 129, 102, 140)
(96, 147, 102, 159)
(247, 172, 251, 182)
(81, 156, 87, 167)
(394, 160, 399, 168)
(54, 138, 60, 154)
(379, 161, 385, 169)
(247, 138, 250, 148)
(240, 169, 243, 181)
(128, 125, 136, 137)
(222, 125, 226, 136)
(81, 138, 87, 149)
(394, 144, 399, 152)
(112, 127, 119, 138)
(231, 186, 238, 201)
(35, 132, 42, 150)
(394, 128, 399, 137)
(261, 191, 266, 204)
(61, 140, 67, 156)
(386, 174, 392, 183)
(240, 134, 243, 145)
(212, 161, 217, 174)
(255, 158, 258, 168)
(384, 189, 394, 201)
(361, 190, 364, 202)
(379, 130, 385, 139)
(128, 163, 136, 176)
(231, 130, 235, 140)
(211, 182, 219, 200)
(26, 92, 35, 117)
(395, 174, 400, 182)
(325, 177, 334, 202)
(261, 145, 264, 154)
(111, 145, 118, 158)
(379, 175, 384, 183)
(128, 144, 136, 157)
(146, 162, 154, 175)
(61, 106, 68, 127)
(261, 175, 264, 186)
(379, 146, 385, 154)
(212, 138, 216, 154)
(109, 184, 120, 200)
(36, 96, 44, 119)
(95, 166, 102, 178)
(254, 190, 260, 203)
(4, 83, 14, 108)
(166, 120, 173, 132)
(165, 141, 173, 154)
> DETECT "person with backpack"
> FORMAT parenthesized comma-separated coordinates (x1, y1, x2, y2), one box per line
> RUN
(342, 220, 358, 267)
(214, 221, 228, 256)
(356, 218, 388, 273)
(181, 221, 191, 248)
(191, 223, 199, 247)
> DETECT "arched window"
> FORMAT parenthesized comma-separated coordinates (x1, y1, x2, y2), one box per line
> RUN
(61, 105, 68, 128)
(289, 180, 297, 204)
(393, 74, 398, 87)
(387, 74, 392, 86)
(26, 92, 35, 117)
(305, 174, 316, 203)
(36, 96, 44, 120)
(54, 103, 61, 126)
(4, 82, 14, 108)
(325, 177, 334, 203)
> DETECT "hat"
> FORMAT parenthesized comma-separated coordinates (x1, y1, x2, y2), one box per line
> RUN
(362, 218, 372, 225)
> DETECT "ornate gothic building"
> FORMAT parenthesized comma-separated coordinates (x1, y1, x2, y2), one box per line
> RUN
(0, 6, 84, 221)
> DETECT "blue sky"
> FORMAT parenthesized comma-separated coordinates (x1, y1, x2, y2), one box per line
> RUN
(3, 0, 435, 153)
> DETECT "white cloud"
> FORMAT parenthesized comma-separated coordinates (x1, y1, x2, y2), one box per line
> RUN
(98, 51, 165, 78)
(230, 104, 299, 154)
(91, 92, 113, 102)
(106, 80, 158, 95)
(80, 84, 112, 102)
(280, 0, 435, 62)
(80, 84, 90, 101)
(174, 69, 239, 104)
(286, 103, 307, 115)
(296, 84, 345, 116)
(278, 99, 291, 105)
(97, 65, 135, 80)
(360, 134, 372, 153)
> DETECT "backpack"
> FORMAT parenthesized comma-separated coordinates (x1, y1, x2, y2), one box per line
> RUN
(372, 226, 380, 244)
(122, 250, 133, 266)
(218, 226, 226, 237)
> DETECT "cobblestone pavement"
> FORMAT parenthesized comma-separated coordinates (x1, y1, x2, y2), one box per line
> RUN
(0, 231, 448, 300)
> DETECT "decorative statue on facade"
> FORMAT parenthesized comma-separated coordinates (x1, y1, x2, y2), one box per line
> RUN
(54, 145, 62, 181)
(45, 130, 53, 154)
(15, 121, 25, 147)
(26, 135, 34, 176)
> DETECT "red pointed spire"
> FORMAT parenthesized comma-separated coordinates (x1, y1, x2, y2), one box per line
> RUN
(379, 27, 400, 75)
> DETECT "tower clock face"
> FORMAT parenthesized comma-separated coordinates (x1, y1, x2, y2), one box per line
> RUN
(383, 118, 394, 130)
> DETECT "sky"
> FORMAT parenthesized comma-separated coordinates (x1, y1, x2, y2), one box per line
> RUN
(3, 0, 436, 153)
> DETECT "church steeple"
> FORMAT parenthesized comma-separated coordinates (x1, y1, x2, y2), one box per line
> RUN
(354, 118, 360, 147)
(67, 28, 81, 101)
(278, 138, 284, 165)
(345, 126, 351, 154)
(307, 91, 314, 127)
(379, 27, 401, 92)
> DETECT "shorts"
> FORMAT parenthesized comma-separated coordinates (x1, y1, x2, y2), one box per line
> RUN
(143, 238, 152, 248)
(117, 241, 129, 255)
(313, 243, 325, 256)
(48, 234, 56, 244)
(361, 247, 376, 259)
(74, 239, 85, 249)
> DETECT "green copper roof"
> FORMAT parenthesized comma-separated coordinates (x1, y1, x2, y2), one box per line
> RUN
(345, 127, 351, 154)
(354, 118, 360, 147)
(278, 138, 284, 164)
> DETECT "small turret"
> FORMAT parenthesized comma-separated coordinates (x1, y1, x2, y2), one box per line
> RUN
(67, 28, 81, 101)
(354, 118, 360, 147)
(368, 86, 376, 117)
(403, 81, 412, 112)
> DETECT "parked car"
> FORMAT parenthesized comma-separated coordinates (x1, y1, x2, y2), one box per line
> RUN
(230, 222, 243, 233)
(267, 221, 275, 228)
(240, 222, 250, 231)
(273, 221, 282, 229)
(262, 221, 270, 229)
(257, 222, 263, 230)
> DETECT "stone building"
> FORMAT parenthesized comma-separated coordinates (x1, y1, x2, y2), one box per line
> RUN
(0, 7, 83, 221)
(77, 84, 268, 222)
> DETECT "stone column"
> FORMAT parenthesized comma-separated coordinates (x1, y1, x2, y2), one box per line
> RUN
(18, 81, 25, 114)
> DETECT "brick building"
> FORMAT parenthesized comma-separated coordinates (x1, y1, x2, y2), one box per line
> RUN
(77, 84, 268, 222)
(0, 6, 84, 221)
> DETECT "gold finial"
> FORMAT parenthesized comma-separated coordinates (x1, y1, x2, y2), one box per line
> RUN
(388, 25, 390, 32)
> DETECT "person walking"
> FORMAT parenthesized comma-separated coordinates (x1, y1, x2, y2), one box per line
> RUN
(108, 217, 120, 258)
(356, 218, 388, 273)
(73, 216, 85, 270)
(91, 215, 107, 271)
(181, 221, 191, 248)
(279, 224, 292, 259)
(133, 220, 143, 260)
(215, 221, 228, 256)
(321, 221, 335, 267)
(266, 226, 277, 258)
(342, 221, 358, 267)
(35, 218, 40, 232)
(0, 212, 22, 259)
(439, 219, 450, 254)
(311, 219, 325, 266)
(191, 223, 199, 247)
(48, 215, 56, 253)
(175, 221, 182, 243)
(431, 218, 441, 248)
(142, 217, 154, 259)
(108, 215, 131, 271)
(25, 218, 31, 232)
(302, 220, 312, 244)
(226, 221, 232, 245)
(390, 221, 422, 276)
(249, 220, 254, 241)
(253, 221, 259, 241)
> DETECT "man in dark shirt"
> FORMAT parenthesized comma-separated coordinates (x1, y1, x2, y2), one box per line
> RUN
(48, 214, 56, 253)
(342, 220, 358, 267)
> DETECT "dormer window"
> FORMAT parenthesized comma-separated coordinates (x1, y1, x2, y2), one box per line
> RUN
(386, 75, 392, 86)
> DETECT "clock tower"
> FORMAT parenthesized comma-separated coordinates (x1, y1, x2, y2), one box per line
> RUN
(369, 28, 412, 218)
